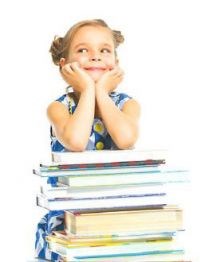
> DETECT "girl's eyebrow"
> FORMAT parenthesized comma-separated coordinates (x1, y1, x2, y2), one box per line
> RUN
(74, 43, 88, 49)
(74, 43, 113, 49)
(102, 43, 112, 47)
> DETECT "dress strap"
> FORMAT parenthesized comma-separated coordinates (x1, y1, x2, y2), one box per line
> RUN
(68, 95, 73, 114)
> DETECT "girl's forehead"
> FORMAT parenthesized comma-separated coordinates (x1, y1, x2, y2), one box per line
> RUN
(71, 25, 114, 45)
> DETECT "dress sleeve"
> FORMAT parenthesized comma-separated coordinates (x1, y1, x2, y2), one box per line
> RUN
(110, 92, 132, 110)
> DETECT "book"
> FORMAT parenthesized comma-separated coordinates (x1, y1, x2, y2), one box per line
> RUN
(51, 230, 177, 244)
(40, 183, 166, 199)
(46, 236, 184, 260)
(57, 169, 189, 187)
(33, 148, 191, 261)
(36, 192, 167, 211)
(35, 163, 164, 177)
(47, 232, 174, 247)
(47, 231, 187, 262)
(60, 253, 187, 262)
(64, 205, 183, 236)
(51, 149, 167, 164)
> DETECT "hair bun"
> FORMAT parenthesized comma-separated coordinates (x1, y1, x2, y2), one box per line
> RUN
(113, 30, 124, 47)
(49, 36, 64, 65)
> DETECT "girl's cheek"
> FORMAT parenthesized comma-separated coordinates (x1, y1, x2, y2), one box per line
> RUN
(76, 56, 88, 66)
(69, 53, 87, 62)
(106, 59, 117, 68)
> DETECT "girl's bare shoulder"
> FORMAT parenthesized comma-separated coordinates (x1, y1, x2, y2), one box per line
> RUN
(122, 99, 141, 116)
(47, 101, 69, 122)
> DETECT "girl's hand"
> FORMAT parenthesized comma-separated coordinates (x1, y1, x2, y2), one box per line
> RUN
(61, 62, 95, 93)
(95, 66, 124, 94)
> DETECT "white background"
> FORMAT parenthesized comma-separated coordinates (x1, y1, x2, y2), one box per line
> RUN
(0, 0, 200, 261)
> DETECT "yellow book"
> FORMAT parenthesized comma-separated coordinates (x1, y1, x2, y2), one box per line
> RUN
(65, 205, 183, 236)
(47, 230, 173, 247)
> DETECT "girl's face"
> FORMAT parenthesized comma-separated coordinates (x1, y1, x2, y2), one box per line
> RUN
(66, 25, 117, 82)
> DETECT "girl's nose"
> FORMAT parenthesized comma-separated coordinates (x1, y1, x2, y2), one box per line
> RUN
(90, 51, 101, 62)
(91, 58, 101, 61)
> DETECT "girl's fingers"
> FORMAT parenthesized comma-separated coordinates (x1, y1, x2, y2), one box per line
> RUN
(108, 67, 123, 76)
(71, 62, 92, 79)
(70, 62, 81, 72)
(62, 63, 74, 74)
(107, 68, 124, 80)
(109, 67, 119, 75)
(113, 69, 124, 83)
(116, 71, 124, 79)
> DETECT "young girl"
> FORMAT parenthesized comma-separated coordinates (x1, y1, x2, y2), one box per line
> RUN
(35, 19, 140, 261)
(48, 18, 140, 152)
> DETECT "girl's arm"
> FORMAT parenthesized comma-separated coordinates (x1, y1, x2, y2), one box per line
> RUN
(95, 67, 140, 149)
(47, 63, 95, 151)
(95, 89, 140, 149)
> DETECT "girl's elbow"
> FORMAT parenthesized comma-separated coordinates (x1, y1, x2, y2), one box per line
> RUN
(116, 133, 138, 150)
(117, 140, 136, 150)
(63, 135, 87, 152)
(70, 145, 86, 152)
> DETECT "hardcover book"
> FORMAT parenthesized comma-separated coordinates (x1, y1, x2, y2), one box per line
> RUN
(64, 205, 183, 236)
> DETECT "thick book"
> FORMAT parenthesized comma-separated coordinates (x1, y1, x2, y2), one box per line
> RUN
(64, 205, 183, 236)
(51, 149, 167, 164)
(57, 169, 189, 187)
(36, 193, 167, 211)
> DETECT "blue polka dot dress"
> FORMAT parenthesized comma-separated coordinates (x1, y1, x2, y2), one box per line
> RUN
(51, 88, 132, 152)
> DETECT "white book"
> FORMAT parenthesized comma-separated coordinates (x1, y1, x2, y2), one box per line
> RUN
(36, 193, 167, 211)
(51, 149, 167, 164)
(57, 169, 189, 187)
(40, 184, 166, 199)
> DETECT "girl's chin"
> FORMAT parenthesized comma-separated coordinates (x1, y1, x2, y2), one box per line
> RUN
(86, 71, 105, 82)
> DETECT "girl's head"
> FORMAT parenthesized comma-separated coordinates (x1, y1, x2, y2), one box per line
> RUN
(49, 19, 124, 82)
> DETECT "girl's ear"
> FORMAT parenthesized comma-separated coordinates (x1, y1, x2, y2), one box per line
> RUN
(59, 58, 66, 67)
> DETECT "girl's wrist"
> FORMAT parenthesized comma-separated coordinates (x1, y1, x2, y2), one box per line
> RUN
(81, 85, 95, 96)
(95, 82, 116, 95)
(74, 83, 94, 94)
(95, 85, 109, 97)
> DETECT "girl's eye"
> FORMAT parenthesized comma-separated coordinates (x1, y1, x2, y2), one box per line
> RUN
(101, 48, 111, 53)
(78, 48, 88, 53)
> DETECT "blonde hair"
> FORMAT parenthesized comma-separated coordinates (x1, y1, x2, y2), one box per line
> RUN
(49, 19, 124, 66)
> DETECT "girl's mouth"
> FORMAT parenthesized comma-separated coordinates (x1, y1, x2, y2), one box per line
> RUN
(84, 67, 106, 71)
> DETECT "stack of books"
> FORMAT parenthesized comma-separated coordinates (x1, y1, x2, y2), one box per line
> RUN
(34, 149, 190, 261)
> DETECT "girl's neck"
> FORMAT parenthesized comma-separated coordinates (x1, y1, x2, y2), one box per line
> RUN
(94, 106, 102, 119)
